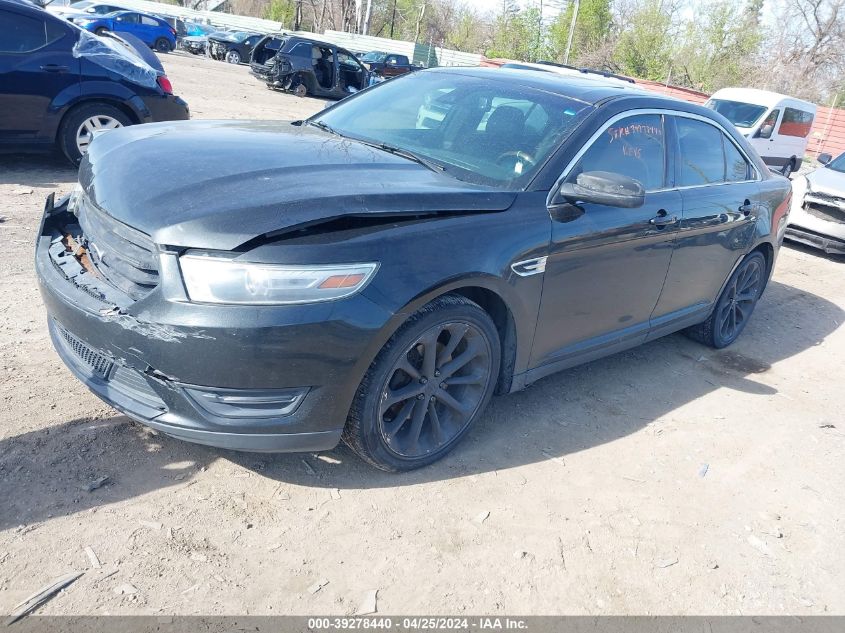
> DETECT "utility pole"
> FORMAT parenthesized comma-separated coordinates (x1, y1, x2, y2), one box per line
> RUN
(535, 0, 542, 62)
(563, 0, 579, 64)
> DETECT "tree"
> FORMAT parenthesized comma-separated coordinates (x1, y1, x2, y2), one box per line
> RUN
(265, 0, 297, 25)
(674, 0, 763, 93)
(548, 0, 612, 64)
(611, 0, 676, 80)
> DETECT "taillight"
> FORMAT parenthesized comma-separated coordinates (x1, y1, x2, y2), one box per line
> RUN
(170, 27, 176, 36)
(157, 75, 173, 94)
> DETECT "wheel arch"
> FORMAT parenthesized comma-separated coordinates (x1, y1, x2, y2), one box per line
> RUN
(356, 275, 523, 401)
(750, 240, 775, 293)
(55, 97, 141, 145)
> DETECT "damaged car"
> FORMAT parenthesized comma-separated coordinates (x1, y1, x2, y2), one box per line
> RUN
(250, 35, 368, 98)
(0, 0, 188, 164)
(37, 68, 790, 471)
(207, 30, 262, 64)
(787, 151, 845, 254)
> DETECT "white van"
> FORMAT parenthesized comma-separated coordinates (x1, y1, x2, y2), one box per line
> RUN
(705, 88, 816, 178)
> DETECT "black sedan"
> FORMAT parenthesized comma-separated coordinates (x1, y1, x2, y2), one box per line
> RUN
(0, 0, 188, 164)
(36, 68, 791, 471)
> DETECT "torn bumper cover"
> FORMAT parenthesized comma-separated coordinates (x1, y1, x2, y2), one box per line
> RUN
(35, 195, 386, 452)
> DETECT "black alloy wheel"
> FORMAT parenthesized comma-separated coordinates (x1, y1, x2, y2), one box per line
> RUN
(378, 321, 492, 457)
(686, 251, 766, 348)
(344, 295, 500, 471)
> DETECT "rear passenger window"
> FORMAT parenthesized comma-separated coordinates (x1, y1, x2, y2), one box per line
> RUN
(140, 16, 159, 25)
(676, 118, 725, 186)
(0, 13, 65, 53)
(572, 114, 666, 191)
(724, 137, 750, 181)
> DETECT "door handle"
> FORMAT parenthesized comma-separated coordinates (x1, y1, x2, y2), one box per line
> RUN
(648, 209, 678, 227)
(739, 200, 753, 216)
(40, 64, 69, 72)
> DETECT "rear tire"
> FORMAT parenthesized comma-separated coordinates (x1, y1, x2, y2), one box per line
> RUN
(343, 294, 500, 472)
(58, 102, 132, 166)
(685, 251, 767, 349)
(154, 38, 172, 53)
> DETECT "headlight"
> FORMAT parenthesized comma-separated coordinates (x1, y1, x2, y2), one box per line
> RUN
(179, 254, 378, 305)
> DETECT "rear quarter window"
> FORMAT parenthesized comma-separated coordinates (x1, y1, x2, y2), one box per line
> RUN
(0, 12, 66, 53)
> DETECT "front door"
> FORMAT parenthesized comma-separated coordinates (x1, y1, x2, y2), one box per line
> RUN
(649, 114, 760, 337)
(0, 9, 78, 142)
(530, 113, 681, 371)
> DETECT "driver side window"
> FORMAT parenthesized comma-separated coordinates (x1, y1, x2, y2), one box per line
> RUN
(569, 114, 666, 192)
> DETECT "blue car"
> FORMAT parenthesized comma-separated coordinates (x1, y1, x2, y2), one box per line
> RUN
(73, 10, 176, 52)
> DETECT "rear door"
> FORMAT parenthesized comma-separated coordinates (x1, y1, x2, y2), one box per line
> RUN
(649, 114, 760, 338)
(0, 7, 79, 142)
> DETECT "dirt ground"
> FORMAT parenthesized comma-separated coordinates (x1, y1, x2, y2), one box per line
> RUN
(1, 52, 844, 617)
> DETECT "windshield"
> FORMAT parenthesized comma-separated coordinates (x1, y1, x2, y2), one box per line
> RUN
(707, 99, 768, 128)
(313, 71, 592, 189)
(361, 52, 387, 62)
(230, 31, 251, 41)
(826, 152, 845, 173)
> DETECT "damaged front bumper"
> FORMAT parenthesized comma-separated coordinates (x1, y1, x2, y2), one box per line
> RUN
(35, 195, 383, 452)
(786, 191, 845, 255)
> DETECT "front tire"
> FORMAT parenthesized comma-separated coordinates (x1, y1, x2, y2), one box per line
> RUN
(781, 160, 794, 178)
(344, 295, 501, 472)
(58, 102, 131, 166)
(225, 50, 241, 64)
(685, 251, 767, 348)
(94, 27, 109, 36)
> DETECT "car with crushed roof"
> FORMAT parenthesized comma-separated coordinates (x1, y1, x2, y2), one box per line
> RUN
(36, 67, 791, 471)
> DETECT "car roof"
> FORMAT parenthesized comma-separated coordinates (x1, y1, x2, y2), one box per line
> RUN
(425, 66, 663, 106)
(709, 87, 816, 111)
(1, 0, 42, 9)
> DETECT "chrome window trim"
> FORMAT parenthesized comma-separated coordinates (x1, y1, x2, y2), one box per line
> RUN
(549, 108, 762, 205)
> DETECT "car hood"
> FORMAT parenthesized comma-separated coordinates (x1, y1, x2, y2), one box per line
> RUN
(79, 120, 517, 250)
(806, 165, 845, 195)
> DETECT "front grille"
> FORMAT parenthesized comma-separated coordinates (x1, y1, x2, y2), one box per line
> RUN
(57, 323, 113, 379)
(54, 322, 167, 411)
(76, 197, 159, 300)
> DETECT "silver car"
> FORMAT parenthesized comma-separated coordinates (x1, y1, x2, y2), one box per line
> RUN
(788, 151, 845, 254)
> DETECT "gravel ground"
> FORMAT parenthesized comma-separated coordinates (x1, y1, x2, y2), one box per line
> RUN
(1, 52, 844, 617)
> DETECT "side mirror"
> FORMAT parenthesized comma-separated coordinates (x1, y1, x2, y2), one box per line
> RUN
(818, 152, 832, 165)
(757, 123, 774, 139)
(553, 171, 645, 209)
